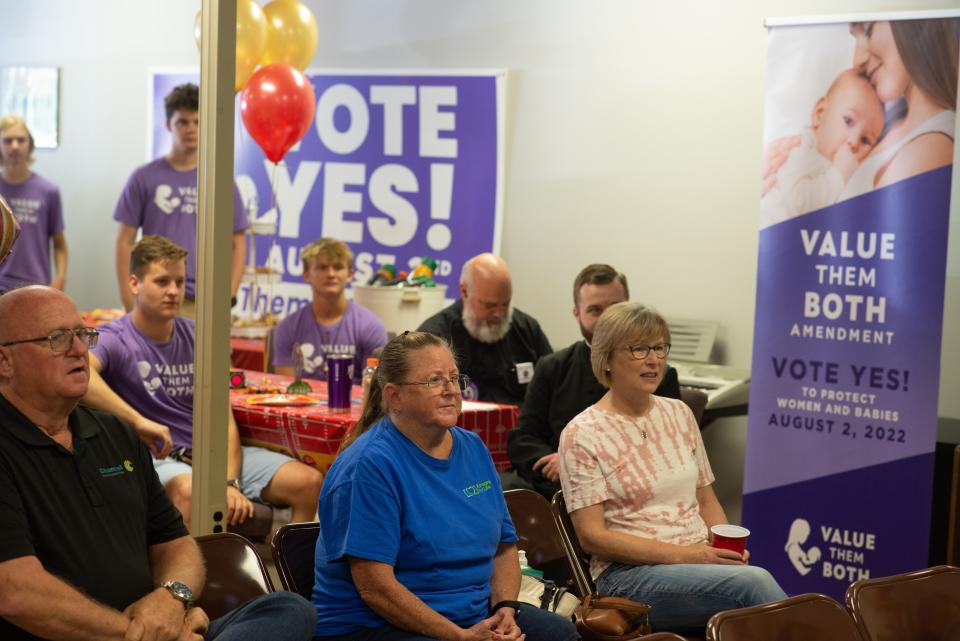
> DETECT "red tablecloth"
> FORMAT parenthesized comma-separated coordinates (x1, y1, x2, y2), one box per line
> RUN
(231, 370, 517, 473)
(230, 338, 267, 371)
(81, 308, 125, 327)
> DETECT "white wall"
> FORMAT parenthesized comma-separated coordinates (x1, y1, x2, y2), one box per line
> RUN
(4, 0, 959, 432)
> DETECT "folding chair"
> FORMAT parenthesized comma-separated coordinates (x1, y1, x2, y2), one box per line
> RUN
(195, 532, 273, 620)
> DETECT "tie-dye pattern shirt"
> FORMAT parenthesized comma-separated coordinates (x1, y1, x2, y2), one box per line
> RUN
(558, 396, 714, 579)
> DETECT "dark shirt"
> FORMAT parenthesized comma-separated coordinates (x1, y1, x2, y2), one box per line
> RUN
(0, 393, 188, 641)
(417, 300, 553, 404)
(506, 339, 681, 497)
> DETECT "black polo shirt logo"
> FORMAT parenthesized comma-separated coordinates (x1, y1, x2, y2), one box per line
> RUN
(98, 459, 135, 477)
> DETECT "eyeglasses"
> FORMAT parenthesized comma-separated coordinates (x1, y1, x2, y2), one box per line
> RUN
(624, 343, 671, 360)
(0, 327, 100, 353)
(396, 374, 471, 392)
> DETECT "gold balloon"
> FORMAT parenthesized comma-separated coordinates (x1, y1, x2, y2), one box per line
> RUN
(235, 0, 268, 92)
(193, 1, 268, 92)
(262, 0, 319, 71)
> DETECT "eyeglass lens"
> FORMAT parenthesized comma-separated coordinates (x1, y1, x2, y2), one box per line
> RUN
(51, 329, 98, 352)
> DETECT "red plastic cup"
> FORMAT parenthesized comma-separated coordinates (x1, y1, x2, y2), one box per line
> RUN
(711, 524, 750, 555)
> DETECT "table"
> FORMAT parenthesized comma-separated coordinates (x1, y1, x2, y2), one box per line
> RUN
(231, 370, 518, 474)
(230, 338, 267, 371)
(81, 308, 125, 327)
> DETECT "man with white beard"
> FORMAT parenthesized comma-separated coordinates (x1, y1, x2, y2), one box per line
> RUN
(418, 253, 552, 404)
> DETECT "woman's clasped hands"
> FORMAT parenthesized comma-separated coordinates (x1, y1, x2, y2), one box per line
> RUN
(459, 608, 525, 641)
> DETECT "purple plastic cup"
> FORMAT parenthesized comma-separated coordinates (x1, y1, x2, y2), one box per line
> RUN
(326, 354, 353, 409)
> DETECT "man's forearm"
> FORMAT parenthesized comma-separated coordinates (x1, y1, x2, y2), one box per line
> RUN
(81, 366, 144, 428)
(148, 536, 206, 595)
(226, 411, 244, 479)
(51, 233, 68, 288)
(0, 556, 130, 641)
(231, 232, 247, 297)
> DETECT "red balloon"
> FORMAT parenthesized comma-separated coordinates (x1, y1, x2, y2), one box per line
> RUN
(240, 64, 316, 163)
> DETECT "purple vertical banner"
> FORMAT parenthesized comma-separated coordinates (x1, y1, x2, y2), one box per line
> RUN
(150, 70, 505, 319)
(743, 17, 957, 600)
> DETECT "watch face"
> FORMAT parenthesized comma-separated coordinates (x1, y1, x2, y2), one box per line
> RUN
(163, 581, 194, 604)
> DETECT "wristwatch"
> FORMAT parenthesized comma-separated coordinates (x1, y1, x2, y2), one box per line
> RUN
(161, 580, 195, 608)
(226, 479, 243, 492)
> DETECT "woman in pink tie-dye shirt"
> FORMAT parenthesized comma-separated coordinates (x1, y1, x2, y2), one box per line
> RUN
(558, 303, 785, 633)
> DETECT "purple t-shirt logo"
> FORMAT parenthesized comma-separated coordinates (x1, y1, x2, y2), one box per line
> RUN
(137, 361, 162, 394)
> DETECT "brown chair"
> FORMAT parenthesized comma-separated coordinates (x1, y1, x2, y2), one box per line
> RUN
(503, 489, 584, 596)
(706, 593, 863, 641)
(640, 635, 690, 641)
(271, 521, 320, 599)
(679, 388, 708, 428)
(844, 565, 960, 641)
(948, 445, 960, 566)
(550, 490, 596, 598)
(195, 532, 273, 620)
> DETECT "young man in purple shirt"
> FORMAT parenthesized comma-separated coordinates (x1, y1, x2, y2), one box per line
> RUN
(113, 83, 247, 317)
(0, 116, 67, 292)
(273, 238, 387, 383)
(84, 235, 322, 529)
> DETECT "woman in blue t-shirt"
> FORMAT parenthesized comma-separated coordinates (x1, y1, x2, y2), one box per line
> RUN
(311, 331, 578, 641)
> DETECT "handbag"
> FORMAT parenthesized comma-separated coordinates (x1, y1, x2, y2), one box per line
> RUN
(574, 594, 653, 641)
(517, 574, 582, 618)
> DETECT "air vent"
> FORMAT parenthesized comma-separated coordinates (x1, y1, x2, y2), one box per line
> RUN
(666, 318, 718, 363)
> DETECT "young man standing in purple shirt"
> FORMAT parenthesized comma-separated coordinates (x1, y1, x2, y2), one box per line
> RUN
(84, 235, 322, 529)
(0, 116, 67, 292)
(113, 83, 247, 317)
(273, 238, 388, 383)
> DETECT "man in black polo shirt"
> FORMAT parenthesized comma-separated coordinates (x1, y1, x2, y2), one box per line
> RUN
(418, 253, 552, 404)
(0, 286, 315, 641)
(502, 264, 681, 498)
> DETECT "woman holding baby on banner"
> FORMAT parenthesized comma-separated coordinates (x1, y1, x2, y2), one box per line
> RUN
(763, 17, 959, 207)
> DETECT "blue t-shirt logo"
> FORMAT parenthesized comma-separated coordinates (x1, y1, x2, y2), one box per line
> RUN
(462, 480, 493, 497)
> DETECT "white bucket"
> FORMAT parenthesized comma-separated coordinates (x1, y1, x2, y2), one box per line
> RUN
(353, 284, 449, 336)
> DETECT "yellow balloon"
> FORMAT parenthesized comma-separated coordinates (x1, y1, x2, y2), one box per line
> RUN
(193, 2, 268, 92)
(235, 0, 268, 92)
(262, 0, 319, 71)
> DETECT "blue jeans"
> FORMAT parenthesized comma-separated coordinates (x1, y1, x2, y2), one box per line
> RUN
(596, 562, 787, 634)
(207, 591, 316, 641)
(314, 604, 578, 641)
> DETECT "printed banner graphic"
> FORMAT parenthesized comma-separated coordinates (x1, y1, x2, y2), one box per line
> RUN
(744, 17, 957, 599)
(152, 70, 505, 318)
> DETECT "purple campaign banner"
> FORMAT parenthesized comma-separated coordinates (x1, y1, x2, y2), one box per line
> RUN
(744, 18, 957, 600)
(744, 169, 950, 598)
(151, 70, 505, 318)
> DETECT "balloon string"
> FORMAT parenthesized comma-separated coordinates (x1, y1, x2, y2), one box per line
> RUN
(267, 161, 280, 316)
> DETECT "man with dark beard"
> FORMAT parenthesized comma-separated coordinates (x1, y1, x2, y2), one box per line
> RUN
(501, 263, 681, 497)
(417, 253, 552, 404)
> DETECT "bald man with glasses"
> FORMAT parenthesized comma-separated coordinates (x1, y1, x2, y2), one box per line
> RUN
(0, 286, 316, 641)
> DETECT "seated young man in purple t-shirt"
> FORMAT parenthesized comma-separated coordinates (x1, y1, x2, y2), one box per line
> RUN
(273, 238, 388, 383)
(83, 235, 323, 528)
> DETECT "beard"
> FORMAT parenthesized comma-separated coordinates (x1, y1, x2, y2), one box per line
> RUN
(578, 321, 593, 343)
(463, 305, 513, 344)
